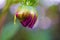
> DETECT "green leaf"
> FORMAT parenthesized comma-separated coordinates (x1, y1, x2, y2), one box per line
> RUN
(28, 0, 39, 6)
(18, 0, 39, 7)
(1, 21, 20, 40)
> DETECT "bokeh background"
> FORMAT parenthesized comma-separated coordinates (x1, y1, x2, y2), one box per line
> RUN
(0, 0, 60, 40)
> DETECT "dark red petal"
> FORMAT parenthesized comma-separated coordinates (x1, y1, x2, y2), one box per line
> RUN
(20, 14, 32, 27)
(28, 15, 37, 28)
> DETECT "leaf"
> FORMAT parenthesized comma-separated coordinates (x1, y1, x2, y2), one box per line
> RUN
(18, 0, 39, 7)
(1, 21, 20, 40)
(28, 0, 39, 6)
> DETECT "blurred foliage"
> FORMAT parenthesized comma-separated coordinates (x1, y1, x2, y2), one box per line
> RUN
(18, 0, 39, 7)
(11, 27, 51, 40)
(1, 21, 20, 40)
(46, 5, 58, 19)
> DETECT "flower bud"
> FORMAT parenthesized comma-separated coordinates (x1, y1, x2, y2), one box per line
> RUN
(16, 6, 38, 28)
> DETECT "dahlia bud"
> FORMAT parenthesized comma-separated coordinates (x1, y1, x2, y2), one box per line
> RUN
(16, 5, 38, 28)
